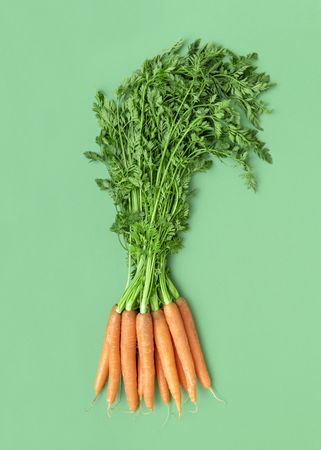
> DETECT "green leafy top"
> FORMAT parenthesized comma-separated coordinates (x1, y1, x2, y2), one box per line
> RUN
(84, 39, 275, 312)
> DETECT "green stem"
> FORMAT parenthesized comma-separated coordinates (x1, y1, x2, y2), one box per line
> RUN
(150, 288, 160, 312)
(117, 256, 145, 312)
(159, 255, 172, 304)
(150, 116, 203, 224)
(140, 253, 155, 313)
(166, 273, 180, 299)
(125, 249, 132, 289)
(154, 80, 195, 187)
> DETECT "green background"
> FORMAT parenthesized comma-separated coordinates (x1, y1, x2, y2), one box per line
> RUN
(1, 0, 321, 449)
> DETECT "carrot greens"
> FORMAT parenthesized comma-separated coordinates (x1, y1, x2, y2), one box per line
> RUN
(85, 38, 274, 314)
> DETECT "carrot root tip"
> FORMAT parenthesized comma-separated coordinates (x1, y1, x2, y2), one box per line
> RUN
(183, 394, 189, 404)
(208, 387, 226, 404)
(84, 396, 98, 413)
(161, 404, 171, 428)
(189, 402, 198, 414)
(120, 409, 136, 414)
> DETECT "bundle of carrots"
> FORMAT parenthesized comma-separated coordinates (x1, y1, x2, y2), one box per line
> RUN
(95, 297, 216, 413)
(85, 39, 274, 414)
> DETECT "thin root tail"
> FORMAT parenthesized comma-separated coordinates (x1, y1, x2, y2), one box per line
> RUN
(188, 402, 198, 414)
(161, 404, 171, 428)
(208, 387, 226, 404)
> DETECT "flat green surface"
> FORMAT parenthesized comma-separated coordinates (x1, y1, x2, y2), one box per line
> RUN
(1, 1, 321, 449)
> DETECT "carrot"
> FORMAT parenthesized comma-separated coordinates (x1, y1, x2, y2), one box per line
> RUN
(164, 302, 196, 403)
(174, 344, 188, 392)
(121, 310, 138, 411)
(136, 313, 155, 410)
(137, 351, 143, 401)
(94, 305, 115, 398)
(176, 297, 212, 389)
(155, 346, 170, 405)
(87, 39, 274, 415)
(152, 309, 181, 415)
(106, 307, 121, 408)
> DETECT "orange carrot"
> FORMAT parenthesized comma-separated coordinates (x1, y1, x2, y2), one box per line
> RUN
(155, 346, 170, 405)
(136, 313, 155, 410)
(164, 302, 196, 403)
(174, 344, 188, 392)
(106, 307, 121, 408)
(152, 309, 181, 415)
(137, 351, 143, 401)
(176, 297, 211, 389)
(94, 305, 115, 398)
(121, 311, 138, 411)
